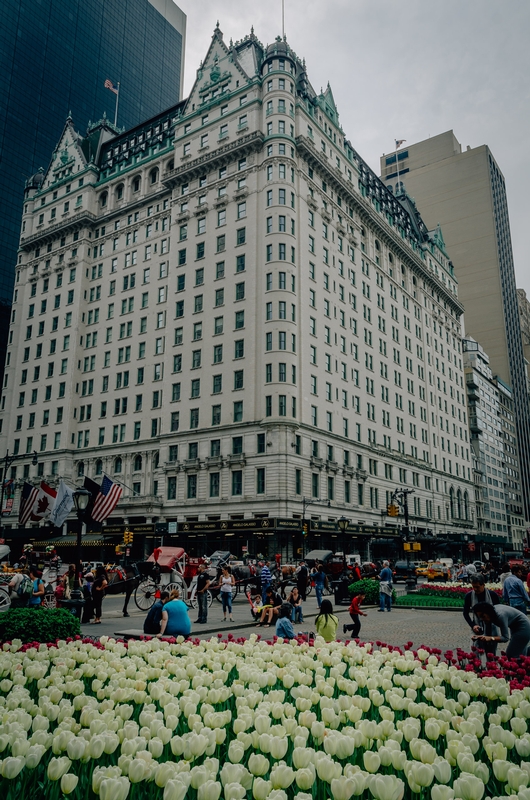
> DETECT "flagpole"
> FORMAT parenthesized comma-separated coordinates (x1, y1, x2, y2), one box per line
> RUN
(114, 83, 120, 127)
(282, 0, 285, 37)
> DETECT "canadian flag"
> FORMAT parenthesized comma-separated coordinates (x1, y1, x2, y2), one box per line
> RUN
(30, 481, 57, 522)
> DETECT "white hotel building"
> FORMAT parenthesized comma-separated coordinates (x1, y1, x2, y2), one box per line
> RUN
(0, 26, 476, 557)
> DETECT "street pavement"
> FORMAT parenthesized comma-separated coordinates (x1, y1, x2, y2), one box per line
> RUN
(80, 589, 481, 654)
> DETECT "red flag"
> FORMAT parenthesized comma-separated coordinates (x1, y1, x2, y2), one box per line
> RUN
(30, 482, 57, 521)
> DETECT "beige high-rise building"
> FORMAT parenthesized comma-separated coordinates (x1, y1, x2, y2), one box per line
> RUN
(381, 132, 530, 535)
(0, 29, 476, 559)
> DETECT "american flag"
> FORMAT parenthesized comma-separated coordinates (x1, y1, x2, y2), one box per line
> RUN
(91, 475, 123, 522)
(19, 481, 39, 526)
(104, 79, 119, 95)
(395, 139, 406, 149)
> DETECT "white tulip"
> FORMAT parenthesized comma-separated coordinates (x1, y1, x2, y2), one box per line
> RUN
(293, 747, 314, 769)
(248, 754, 270, 776)
(224, 782, 247, 800)
(198, 780, 222, 800)
(61, 773, 79, 795)
(47, 756, 72, 781)
(508, 768, 529, 791)
(1, 756, 25, 779)
(431, 786, 454, 800)
(331, 777, 356, 800)
(252, 778, 272, 800)
(452, 774, 485, 800)
(363, 751, 381, 774)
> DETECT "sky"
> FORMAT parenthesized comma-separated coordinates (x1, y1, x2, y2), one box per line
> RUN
(177, 0, 530, 295)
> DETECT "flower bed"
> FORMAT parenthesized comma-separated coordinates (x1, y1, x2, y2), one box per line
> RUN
(416, 584, 502, 599)
(1, 635, 530, 800)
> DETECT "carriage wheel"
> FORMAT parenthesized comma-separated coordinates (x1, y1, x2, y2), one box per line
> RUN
(0, 587, 10, 612)
(42, 591, 57, 609)
(243, 580, 261, 600)
(188, 587, 213, 609)
(134, 579, 158, 611)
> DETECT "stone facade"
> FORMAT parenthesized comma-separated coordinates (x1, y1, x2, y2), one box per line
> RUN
(0, 28, 476, 555)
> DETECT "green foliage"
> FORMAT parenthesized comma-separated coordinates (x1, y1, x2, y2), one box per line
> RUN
(395, 594, 465, 608)
(347, 578, 397, 604)
(0, 608, 80, 643)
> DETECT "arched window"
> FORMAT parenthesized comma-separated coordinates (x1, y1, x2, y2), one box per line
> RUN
(95, 459, 103, 476)
(115, 183, 124, 200)
(77, 461, 84, 477)
(449, 487, 455, 519)
(114, 457, 122, 474)
(463, 491, 469, 520)
(99, 191, 108, 208)
(133, 454, 142, 471)
(149, 168, 159, 185)
(457, 489, 462, 519)
(132, 176, 141, 192)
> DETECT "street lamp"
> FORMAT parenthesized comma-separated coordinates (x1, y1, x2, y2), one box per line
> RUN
(72, 487, 90, 599)
(337, 516, 350, 576)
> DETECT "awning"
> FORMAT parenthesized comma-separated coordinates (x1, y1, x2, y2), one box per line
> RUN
(38, 534, 106, 547)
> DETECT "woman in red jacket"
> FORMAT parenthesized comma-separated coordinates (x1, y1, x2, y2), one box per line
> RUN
(343, 592, 367, 638)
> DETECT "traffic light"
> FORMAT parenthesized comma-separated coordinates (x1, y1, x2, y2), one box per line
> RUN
(123, 528, 134, 545)
(387, 504, 399, 517)
(302, 522, 309, 536)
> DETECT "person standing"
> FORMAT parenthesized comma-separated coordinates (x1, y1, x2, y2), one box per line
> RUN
(313, 564, 328, 609)
(473, 602, 530, 658)
(463, 574, 501, 654)
(81, 573, 95, 623)
(296, 560, 308, 601)
(195, 562, 211, 624)
(91, 566, 108, 624)
(219, 566, 235, 622)
(28, 568, 45, 608)
(158, 589, 191, 638)
(352, 561, 362, 584)
(344, 592, 367, 637)
(7, 570, 30, 608)
(378, 560, 393, 612)
(503, 565, 530, 615)
(499, 562, 511, 587)
(122, 564, 136, 618)
(260, 560, 272, 598)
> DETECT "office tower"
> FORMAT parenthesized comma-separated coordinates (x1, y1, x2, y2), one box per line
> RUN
(517, 289, 530, 381)
(0, 27, 476, 558)
(381, 132, 530, 526)
(463, 338, 524, 552)
(0, 0, 186, 375)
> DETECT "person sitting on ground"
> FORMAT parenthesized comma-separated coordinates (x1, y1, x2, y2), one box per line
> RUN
(287, 586, 303, 623)
(144, 591, 169, 634)
(315, 598, 339, 643)
(275, 602, 296, 640)
(473, 601, 530, 658)
(157, 589, 191, 638)
(463, 573, 501, 654)
(257, 585, 282, 627)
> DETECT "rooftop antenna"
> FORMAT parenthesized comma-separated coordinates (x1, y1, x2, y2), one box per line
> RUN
(282, 0, 285, 38)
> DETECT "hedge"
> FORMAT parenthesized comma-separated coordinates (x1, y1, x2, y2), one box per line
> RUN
(0, 607, 80, 643)
(347, 578, 397, 604)
(395, 594, 465, 608)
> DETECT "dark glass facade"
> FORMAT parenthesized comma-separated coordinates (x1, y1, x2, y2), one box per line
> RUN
(0, 0, 185, 305)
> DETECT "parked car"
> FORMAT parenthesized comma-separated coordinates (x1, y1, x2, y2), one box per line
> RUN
(427, 561, 450, 582)
(393, 560, 417, 583)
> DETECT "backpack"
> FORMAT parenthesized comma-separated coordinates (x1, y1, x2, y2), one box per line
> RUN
(17, 575, 33, 602)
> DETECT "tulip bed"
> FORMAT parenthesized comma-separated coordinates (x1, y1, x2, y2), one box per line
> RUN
(394, 596, 465, 609)
(1, 637, 530, 800)
(415, 586, 503, 600)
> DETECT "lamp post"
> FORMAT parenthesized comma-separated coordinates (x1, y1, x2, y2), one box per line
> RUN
(71, 487, 90, 601)
(392, 487, 417, 591)
(337, 516, 350, 577)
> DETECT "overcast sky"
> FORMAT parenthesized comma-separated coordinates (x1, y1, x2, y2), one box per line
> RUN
(177, 0, 530, 296)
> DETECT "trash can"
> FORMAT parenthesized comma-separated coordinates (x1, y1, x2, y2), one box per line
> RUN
(60, 597, 85, 619)
(333, 578, 351, 605)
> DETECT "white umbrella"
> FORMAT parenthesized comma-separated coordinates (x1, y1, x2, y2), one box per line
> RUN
(0, 545, 11, 560)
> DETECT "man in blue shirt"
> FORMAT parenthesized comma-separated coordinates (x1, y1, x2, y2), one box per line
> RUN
(378, 560, 393, 612)
(503, 566, 530, 615)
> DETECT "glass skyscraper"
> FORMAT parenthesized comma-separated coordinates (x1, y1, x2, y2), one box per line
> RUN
(0, 0, 186, 307)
